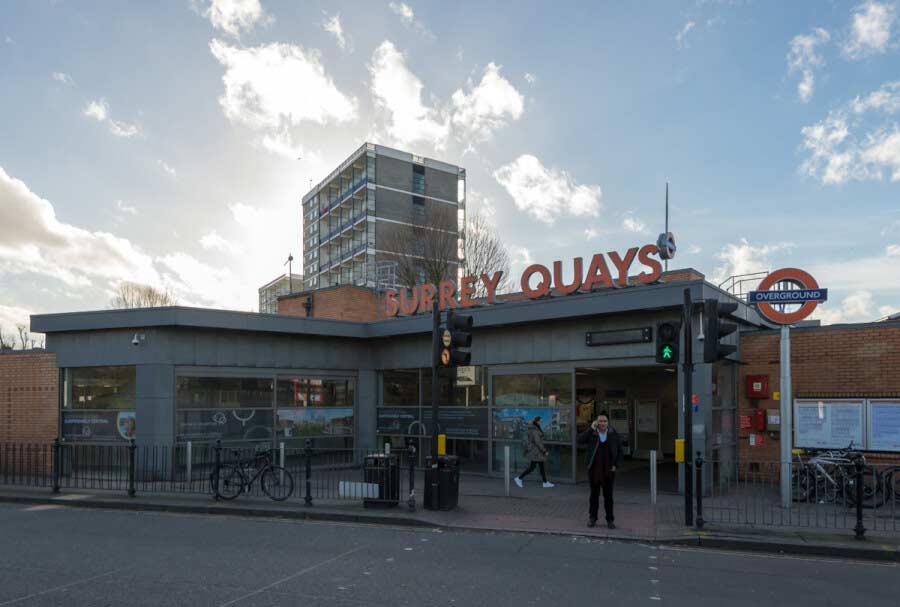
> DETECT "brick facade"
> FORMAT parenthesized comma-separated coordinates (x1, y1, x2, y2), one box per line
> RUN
(278, 285, 386, 321)
(737, 322, 900, 464)
(0, 351, 58, 444)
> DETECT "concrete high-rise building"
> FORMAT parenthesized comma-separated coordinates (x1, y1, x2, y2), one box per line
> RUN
(301, 143, 466, 291)
(258, 274, 304, 314)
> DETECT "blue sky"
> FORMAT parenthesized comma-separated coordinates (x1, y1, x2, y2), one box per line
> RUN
(1, 0, 898, 334)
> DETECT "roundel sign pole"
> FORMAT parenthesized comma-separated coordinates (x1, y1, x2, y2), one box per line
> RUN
(748, 268, 828, 508)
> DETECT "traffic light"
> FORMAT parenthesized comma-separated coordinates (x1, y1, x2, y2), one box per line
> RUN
(655, 321, 681, 364)
(703, 298, 738, 363)
(440, 310, 473, 367)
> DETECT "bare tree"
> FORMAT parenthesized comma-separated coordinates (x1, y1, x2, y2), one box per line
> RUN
(16, 324, 30, 350)
(109, 282, 177, 309)
(461, 212, 511, 297)
(388, 206, 460, 289)
(0, 326, 14, 351)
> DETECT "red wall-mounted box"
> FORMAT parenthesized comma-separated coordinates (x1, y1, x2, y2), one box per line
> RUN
(745, 375, 769, 399)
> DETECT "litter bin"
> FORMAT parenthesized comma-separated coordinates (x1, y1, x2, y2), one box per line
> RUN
(363, 453, 400, 507)
(424, 455, 460, 511)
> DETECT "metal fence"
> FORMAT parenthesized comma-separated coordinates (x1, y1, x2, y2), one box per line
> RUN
(674, 457, 900, 536)
(0, 440, 417, 509)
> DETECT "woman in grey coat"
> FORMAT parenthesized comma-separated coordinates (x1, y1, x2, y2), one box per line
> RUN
(514, 417, 555, 488)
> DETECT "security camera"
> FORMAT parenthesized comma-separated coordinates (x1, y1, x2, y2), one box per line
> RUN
(132, 334, 141, 346)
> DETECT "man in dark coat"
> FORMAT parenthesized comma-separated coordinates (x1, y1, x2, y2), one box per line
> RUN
(577, 412, 624, 529)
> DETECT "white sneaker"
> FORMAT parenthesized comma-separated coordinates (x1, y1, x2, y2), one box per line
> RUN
(543, 481, 555, 488)
(514, 477, 523, 488)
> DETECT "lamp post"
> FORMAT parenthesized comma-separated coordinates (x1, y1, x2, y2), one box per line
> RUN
(284, 253, 294, 293)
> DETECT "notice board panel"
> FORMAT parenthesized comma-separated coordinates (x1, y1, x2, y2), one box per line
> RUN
(794, 399, 865, 449)
(867, 399, 900, 453)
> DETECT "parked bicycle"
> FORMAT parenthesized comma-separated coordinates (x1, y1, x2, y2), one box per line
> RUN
(213, 447, 294, 501)
(791, 442, 885, 508)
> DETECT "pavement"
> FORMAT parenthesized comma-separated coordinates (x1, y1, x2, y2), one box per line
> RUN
(1, 473, 899, 563)
(3, 503, 899, 606)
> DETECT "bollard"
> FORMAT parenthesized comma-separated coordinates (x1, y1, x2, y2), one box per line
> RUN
(694, 451, 704, 529)
(127, 439, 136, 498)
(213, 440, 222, 501)
(304, 438, 313, 507)
(649, 450, 657, 506)
(504, 445, 510, 497)
(407, 440, 416, 511)
(279, 442, 285, 486)
(51, 439, 60, 494)
(186, 441, 192, 487)
(854, 458, 866, 540)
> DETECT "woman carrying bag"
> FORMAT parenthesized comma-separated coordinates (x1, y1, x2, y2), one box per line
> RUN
(514, 417, 555, 488)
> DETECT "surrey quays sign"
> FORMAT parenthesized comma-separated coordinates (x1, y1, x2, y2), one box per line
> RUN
(385, 242, 666, 317)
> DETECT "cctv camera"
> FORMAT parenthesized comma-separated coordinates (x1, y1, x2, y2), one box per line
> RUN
(132, 334, 141, 346)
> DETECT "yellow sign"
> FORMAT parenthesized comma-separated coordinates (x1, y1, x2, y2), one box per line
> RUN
(437, 434, 446, 455)
(773, 391, 780, 401)
(674, 439, 685, 463)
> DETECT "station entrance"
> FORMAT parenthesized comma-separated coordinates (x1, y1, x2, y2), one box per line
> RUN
(575, 366, 679, 492)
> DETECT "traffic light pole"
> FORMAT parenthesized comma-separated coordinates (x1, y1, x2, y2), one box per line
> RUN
(430, 299, 440, 503)
(682, 288, 694, 527)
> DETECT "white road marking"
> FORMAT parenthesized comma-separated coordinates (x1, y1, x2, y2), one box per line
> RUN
(0, 567, 127, 606)
(22, 505, 61, 512)
(217, 547, 363, 607)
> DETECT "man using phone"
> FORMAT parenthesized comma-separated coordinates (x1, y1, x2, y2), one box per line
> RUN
(577, 412, 623, 529)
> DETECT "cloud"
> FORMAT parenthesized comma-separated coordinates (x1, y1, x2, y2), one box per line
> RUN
(257, 130, 306, 159)
(83, 98, 142, 138)
(524, 72, 537, 85)
(210, 39, 357, 136)
(711, 238, 791, 285)
(676, 21, 696, 48)
(509, 245, 534, 281)
(787, 28, 831, 103)
(157, 160, 177, 178)
(493, 154, 602, 225)
(0, 303, 34, 332)
(812, 291, 878, 324)
(842, 1, 897, 60)
(622, 213, 648, 234)
(199, 0, 270, 38)
(687, 244, 702, 254)
(369, 40, 450, 149)
(388, 2, 434, 39)
(450, 63, 524, 143)
(116, 200, 137, 215)
(887, 243, 900, 256)
(322, 12, 351, 52)
(200, 230, 242, 254)
(801, 80, 900, 183)
(584, 227, 599, 240)
(52, 72, 74, 86)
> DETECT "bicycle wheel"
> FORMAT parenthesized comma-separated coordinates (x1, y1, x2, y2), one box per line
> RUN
(214, 465, 245, 500)
(844, 467, 886, 509)
(791, 466, 813, 502)
(261, 466, 294, 501)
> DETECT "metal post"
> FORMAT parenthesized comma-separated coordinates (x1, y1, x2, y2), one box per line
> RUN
(127, 439, 136, 498)
(429, 299, 440, 510)
(504, 445, 510, 497)
(51, 439, 60, 494)
(279, 441, 285, 485)
(854, 458, 866, 539)
(682, 288, 694, 526)
(695, 451, 704, 529)
(407, 439, 416, 511)
(213, 440, 222, 501)
(186, 441, 192, 486)
(650, 449, 657, 505)
(780, 325, 792, 508)
(304, 438, 313, 506)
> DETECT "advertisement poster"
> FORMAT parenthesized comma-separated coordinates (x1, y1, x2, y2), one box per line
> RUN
(492, 408, 570, 443)
(176, 409, 274, 442)
(277, 408, 353, 437)
(794, 399, 864, 449)
(868, 400, 900, 452)
(62, 411, 136, 441)
(376, 408, 488, 439)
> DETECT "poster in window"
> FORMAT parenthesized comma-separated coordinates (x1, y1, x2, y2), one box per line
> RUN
(62, 410, 136, 442)
(276, 408, 353, 437)
(176, 409, 274, 442)
(868, 400, 900, 452)
(492, 408, 570, 443)
(794, 399, 864, 449)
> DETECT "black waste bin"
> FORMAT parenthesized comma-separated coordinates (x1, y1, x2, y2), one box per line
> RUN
(363, 453, 400, 507)
(424, 455, 460, 511)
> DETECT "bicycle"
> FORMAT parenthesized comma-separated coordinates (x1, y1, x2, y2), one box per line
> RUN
(792, 443, 885, 508)
(213, 447, 294, 501)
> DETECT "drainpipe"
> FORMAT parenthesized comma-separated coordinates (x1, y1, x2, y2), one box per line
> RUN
(303, 293, 314, 317)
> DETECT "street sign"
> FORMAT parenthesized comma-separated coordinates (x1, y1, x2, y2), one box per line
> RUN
(748, 288, 828, 304)
(456, 365, 477, 386)
(441, 329, 452, 348)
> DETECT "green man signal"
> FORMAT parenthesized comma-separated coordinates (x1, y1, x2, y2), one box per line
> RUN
(655, 321, 681, 364)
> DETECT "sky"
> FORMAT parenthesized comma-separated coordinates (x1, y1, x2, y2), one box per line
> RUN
(1, 0, 899, 335)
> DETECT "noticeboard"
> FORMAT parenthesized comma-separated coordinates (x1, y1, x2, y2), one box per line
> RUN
(794, 399, 865, 449)
(867, 400, 900, 453)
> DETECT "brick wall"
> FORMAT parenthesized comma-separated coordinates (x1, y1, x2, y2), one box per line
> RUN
(737, 323, 900, 465)
(278, 286, 386, 322)
(0, 351, 58, 444)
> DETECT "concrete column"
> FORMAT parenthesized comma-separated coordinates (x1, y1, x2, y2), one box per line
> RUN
(356, 369, 377, 451)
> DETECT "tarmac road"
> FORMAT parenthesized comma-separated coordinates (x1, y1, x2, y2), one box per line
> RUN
(0, 502, 897, 606)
